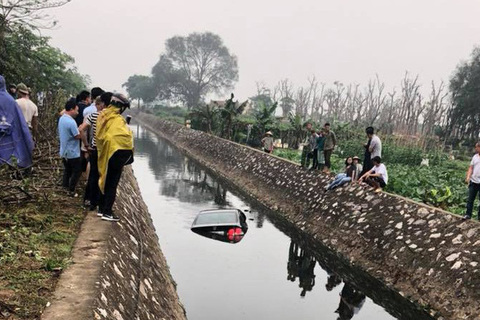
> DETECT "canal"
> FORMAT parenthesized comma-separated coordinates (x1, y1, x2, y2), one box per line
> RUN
(131, 124, 434, 320)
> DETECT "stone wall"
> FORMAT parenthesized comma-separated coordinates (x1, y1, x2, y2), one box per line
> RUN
(92, 167, 186, 320)
(137, 112, 480, 320)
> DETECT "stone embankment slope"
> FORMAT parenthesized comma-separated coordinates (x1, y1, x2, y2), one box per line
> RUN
(42, 167, 186, 320)
(137, 112, 480, 320)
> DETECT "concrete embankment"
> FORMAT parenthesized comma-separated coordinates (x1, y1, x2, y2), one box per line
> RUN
(137, 112, 480, 320)
(42, 167, 186, 320)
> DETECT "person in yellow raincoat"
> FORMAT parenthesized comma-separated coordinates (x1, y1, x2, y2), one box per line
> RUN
(96, 93, 133, 222)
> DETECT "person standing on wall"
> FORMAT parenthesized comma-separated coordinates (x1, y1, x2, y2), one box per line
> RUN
(96, 93, 134, 222)
(316, 129, 326, 171)
(322, 123, 336, 174)
(300, 122, 313, 168)
(83, 87, 104, 119)
(261, 131, 274, 153)
(362, 127, 382, 176)
(78, 92, 112, 213)
(308, 129, 319, 170)
(463, 142, 480, 220)
(76, 90, 92, 173)
(15, 83, 38, 141)
(58, 98, 82, 197)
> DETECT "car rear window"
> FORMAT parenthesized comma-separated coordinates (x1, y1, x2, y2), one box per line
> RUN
(194, 211, 238, 225)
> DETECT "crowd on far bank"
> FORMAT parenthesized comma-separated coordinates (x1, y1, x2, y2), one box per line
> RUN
(262, 123, 388, 193)
(261, 121, 480, 221)
(0, 75, 134, 223)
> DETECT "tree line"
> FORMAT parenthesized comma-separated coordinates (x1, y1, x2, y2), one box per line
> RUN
(126, 32, 480, 148)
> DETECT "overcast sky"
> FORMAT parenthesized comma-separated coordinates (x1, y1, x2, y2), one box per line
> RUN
(45, 0, 480, 100)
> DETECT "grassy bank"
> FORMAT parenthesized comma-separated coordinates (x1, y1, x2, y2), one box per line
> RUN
(0, 132, 85, 318)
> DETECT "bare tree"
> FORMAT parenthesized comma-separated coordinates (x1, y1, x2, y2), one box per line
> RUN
(294, 86, 311, 120)
(311, 82, 326, 122)
(422, 81, 449, 136)
(397, 73, 421, 135)
(276, 79, 295, 117)
(0, 0, 70, 33)
(364, 75, 387, 125)
(324, 81, 347, 121)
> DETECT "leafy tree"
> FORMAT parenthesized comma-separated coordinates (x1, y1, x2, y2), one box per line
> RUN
(123, 75, 157, 108)
(249, 85, 274, 112)
(219, 93, 247, 140)
(280, 96, 295, 117)
(288, 112, 311, 149)
(151, 32, 238, 109)
(188, 103, 219, 133)
(448, 46, 480, 142)
(254, 101, 277, 135)
(1, 25, 87, 94)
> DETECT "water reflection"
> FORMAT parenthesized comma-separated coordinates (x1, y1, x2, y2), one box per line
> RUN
(287, 240, 376, 320)
(135, 127, 230, 206)
(287, 241, 316, 297)
(192, 229, 245, 243)
(336, 283, 366, 320)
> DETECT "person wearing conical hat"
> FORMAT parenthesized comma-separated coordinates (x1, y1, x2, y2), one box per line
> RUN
(261, 131, 274, 154)
(16, 83, 38, 140)
(96, 93, 134, 222)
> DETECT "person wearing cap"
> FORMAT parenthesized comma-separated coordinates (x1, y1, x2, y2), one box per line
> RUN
(78, 92, 112, 213)
(261, 131, 274, 153)
(58, 98, 82, 197)
(352, 156, 363, 181)
(16, 83, 38, 140)
(96, 93, 134, 222)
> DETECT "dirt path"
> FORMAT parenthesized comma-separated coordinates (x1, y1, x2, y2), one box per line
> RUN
(41, 213, 111, 319)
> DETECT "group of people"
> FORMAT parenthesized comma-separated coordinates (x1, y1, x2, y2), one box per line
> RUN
(261, 122, 389, 192)
(2, 78, 137, 223)
(300, 123, 388, 192)
(57, 87, 134, 222)
(302, 122, 337, 173)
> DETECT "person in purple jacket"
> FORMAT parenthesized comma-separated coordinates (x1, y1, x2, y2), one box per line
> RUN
(0, 75, 34, 169)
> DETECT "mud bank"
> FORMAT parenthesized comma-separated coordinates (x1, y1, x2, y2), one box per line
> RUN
(42, 167, 186, 320)
(137, 112, 480, 320)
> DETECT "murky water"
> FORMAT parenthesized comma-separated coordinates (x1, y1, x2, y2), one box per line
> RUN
(131, 125, 434, 320)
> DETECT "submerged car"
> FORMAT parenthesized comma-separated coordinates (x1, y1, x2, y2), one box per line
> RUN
(191, 209, 248, 243)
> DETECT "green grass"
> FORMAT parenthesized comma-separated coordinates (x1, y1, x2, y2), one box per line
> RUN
(0, 198, 85, 317)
